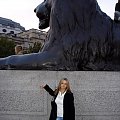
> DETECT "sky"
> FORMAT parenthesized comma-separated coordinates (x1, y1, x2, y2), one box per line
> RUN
(0, 0, 118, 30)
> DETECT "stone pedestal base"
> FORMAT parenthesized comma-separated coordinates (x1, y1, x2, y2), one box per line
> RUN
(0, 71, 120, 120)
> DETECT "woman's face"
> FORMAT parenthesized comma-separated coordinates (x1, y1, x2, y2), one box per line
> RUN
(60, 80, 67, 90)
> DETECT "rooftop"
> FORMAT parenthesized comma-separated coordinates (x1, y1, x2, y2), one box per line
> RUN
(0, 17, 25, 31)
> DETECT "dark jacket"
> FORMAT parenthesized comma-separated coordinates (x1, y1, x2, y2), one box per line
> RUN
(44, 84, 75, 120)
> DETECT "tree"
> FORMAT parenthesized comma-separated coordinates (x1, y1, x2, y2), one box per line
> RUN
(28, 42, 42, 53)
(0, 37, 15, 58)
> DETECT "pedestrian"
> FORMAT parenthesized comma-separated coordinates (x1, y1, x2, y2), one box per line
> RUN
(40, 78, 75, 120)
(15, 45, 23, 55)
(114, 0, 120, 23)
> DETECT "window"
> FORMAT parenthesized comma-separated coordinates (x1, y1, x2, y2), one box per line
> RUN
(2, 29, 7, 32)
(10, 31, 14, 34)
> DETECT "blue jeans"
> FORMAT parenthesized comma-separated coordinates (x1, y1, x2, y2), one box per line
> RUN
(56, 117, 63, 120)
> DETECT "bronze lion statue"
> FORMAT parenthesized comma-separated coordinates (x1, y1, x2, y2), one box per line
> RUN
(0, 0, 120, 70)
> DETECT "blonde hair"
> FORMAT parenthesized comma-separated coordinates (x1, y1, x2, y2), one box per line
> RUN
(55, 78, 71, 95)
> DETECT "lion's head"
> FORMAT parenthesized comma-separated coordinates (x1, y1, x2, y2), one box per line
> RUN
(34, 0, 101, 30)
(34, 0, 51, 29)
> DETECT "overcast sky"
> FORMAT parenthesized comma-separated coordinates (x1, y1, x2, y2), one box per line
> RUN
(0, 0, 118, 30)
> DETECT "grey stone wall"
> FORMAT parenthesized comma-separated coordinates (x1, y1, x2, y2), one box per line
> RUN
(0, 71, 120, 120)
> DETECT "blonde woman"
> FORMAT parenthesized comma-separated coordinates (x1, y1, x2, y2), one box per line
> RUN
(40, 78, 75, 120)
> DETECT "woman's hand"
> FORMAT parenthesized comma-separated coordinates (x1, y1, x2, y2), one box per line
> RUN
(40, 84, 46, 88)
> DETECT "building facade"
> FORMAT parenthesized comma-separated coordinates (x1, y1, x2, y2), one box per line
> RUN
(0, 17, 25, 35)
(0, 29, 47, 53)
(0, 17, 47, 53)
(17, 28, 47, 47)
(17, 29, 47, 52)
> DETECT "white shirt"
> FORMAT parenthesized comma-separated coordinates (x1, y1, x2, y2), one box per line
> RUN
(55, 91, 66, 117)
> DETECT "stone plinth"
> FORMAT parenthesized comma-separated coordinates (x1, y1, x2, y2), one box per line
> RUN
(0, 71, 120, 120)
